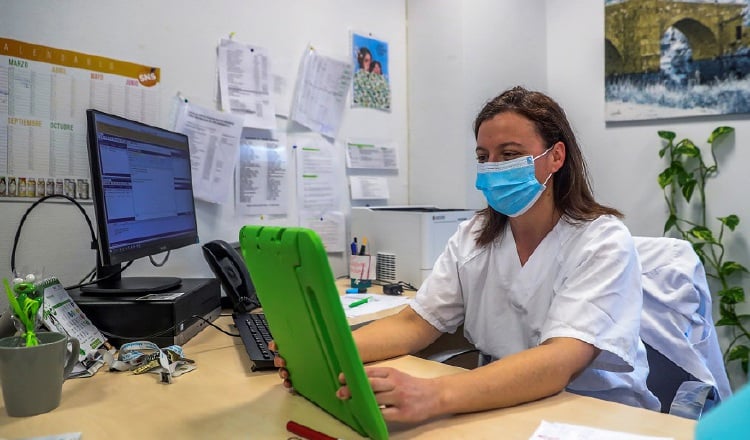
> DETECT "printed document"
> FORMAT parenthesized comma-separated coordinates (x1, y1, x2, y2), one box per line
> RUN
(345, 140, 398, 170)
(349, 176, 389, 200)
(529, 420, 674, 440)
(290, 46, 353, 138)
(236, 134, 288, 216)
(296, 138, 340, 213)
(218, 38, 276, 130)
(300, 210, 345, 253)
(174, 100, 243, 204)
(340, 293, 411, 320)
(40, 277, 110, 377)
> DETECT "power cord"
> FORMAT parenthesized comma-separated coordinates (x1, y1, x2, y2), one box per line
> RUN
(372, 279, 418, 291)
(64, 261, 134, 291)
(11, 194, 96, 275)
(149, 251, 171, 267)
(10, 193, 170, 291)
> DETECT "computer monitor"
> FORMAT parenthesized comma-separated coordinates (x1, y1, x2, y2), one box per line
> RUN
(82, 109, 199, 295)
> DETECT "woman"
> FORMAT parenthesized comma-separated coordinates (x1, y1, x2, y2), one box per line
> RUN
(353, 48, 390, 110)
(274, 86, 659, 423)
(356, 47, 372, 72)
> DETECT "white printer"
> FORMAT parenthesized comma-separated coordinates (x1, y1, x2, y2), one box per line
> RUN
(350, 206, 476, 288)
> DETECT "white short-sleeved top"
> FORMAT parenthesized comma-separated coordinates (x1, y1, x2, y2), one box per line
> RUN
(411, 214, 660, 410)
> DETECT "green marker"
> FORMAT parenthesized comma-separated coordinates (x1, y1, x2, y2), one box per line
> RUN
(348, 296, 371, 308)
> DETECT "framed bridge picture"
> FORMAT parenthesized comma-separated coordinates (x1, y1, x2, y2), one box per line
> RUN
(605, 0, 750, 122)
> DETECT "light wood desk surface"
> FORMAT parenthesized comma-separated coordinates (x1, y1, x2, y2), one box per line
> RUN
(1, 284, 696, 439)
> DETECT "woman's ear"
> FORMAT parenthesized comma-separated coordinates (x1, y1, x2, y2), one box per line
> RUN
(551, 141, 566, 172)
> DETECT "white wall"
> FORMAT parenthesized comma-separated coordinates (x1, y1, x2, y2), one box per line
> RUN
(407, 0, 548, 210)
(0, 0, 409, 284)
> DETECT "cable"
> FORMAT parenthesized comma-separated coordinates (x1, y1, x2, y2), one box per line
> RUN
(64, 260, 134, 291)
(396, 281, 419, 291)
(149, 251, 170, 267)
(10, 194, 97, 275)
(371, 279, 418, 291)
(192, 314, 240, 337)
(78, 267, 97, 285)
(9, 194, 167, 291)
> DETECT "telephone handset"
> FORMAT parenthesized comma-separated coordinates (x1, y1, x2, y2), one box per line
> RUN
(201, 240, 261, 313)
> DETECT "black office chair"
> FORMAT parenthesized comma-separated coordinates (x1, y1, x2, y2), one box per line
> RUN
(643, 341, 718, 417)
(636, 236, 730, 419)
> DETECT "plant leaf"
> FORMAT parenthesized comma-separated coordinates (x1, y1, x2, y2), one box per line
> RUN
(728, 344, 749, 360)
(719, 215, 740, 231)
(689, 226, 715, 243)
(658, 130, 676, 141)
(719, 286, 745, 304)
(707, 126, 734, 144)
(727, 344, 750, 374)
(674, 163, 692, 186)
(676, 140, 700, 158)
(716, 316, 738, 326)
(657, 168, 673, 189)
(663, 214, 677, 234)
(721, 261, 749, 276)
(681, 179, 696, 202)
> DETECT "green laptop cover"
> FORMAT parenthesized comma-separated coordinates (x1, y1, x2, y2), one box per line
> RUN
(239, 225, 389, 440)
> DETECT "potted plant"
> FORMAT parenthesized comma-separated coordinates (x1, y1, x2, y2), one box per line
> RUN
(657, 126, 749, 379)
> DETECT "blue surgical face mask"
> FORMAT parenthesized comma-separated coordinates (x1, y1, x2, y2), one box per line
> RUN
(475, 147, 553, 217)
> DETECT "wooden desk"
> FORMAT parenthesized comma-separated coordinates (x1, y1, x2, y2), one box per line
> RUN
(0, 314, 696, 439)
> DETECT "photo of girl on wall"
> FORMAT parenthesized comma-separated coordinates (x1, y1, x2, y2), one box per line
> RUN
(351, 32, 391, 112)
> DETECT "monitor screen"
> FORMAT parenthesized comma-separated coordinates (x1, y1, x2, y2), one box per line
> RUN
(83, 109, 199, 295)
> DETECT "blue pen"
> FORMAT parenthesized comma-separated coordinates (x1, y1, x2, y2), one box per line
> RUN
(350, 237, 358, 255)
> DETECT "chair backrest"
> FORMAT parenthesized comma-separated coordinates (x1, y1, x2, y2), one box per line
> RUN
(635, 236, 732, 413)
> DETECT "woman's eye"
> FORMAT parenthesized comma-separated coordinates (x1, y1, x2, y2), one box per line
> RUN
(503, 151, 521, 160)
(476, 155, 487, 163)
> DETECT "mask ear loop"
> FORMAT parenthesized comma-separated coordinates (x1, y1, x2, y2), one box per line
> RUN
(542, 173, 553, 186)
(532, 146, 554, 161)
(535, 146, 555, 187)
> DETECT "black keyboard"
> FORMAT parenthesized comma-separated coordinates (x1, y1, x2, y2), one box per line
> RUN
(235, 312, 275, 371)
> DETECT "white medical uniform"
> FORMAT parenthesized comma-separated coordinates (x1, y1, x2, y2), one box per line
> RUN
(411, 214, 661, 411)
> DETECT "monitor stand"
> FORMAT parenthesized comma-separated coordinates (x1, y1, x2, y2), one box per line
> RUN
(79, 276, 182, 295)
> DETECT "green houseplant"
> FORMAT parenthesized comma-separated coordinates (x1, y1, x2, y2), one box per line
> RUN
(657, 126, 750, 375)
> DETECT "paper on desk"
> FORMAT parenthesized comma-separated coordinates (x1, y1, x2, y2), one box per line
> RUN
(15, 433, 82, 440)
(39, 277, 111, 378)
(340, 293, 411, 319)
(529, 420, 674, 440)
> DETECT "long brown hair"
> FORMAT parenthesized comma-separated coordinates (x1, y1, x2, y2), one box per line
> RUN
(474, 86, 622, 246)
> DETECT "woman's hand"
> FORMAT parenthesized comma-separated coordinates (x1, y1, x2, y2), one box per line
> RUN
(336, 366, 442, 423)
(267, 340, 292, 389)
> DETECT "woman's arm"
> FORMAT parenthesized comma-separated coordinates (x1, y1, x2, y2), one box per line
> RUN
(339, 336, 599, 423)
(353, 306, 443, 363)
(271, 305, 442, 388)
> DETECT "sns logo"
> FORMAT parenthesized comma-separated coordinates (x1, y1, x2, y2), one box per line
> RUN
(138, 68, 159, 87)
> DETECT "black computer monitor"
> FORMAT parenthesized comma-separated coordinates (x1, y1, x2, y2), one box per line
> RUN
(82, 109, 199, 295)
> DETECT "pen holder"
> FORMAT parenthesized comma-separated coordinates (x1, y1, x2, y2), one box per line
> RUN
(349, 255, 375, 289)
(350, 278, 372, 289)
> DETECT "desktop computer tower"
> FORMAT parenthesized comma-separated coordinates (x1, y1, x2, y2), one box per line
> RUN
(69, 278, 221, 348)
(351, 206, 475, 288)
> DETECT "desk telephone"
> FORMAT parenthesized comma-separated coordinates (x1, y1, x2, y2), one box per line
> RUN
(201, 240, 260, 313)
(201, 240, 275, 370)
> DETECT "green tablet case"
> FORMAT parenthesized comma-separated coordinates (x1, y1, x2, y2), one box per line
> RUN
(239, 225, 388, 440)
